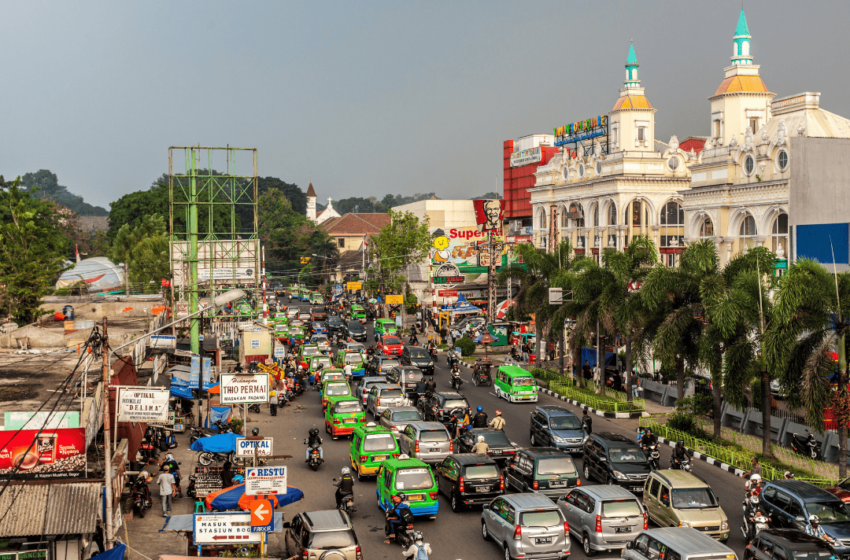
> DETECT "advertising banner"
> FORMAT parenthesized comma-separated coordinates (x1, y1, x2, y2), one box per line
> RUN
(0, 428, 86, 479)
(117, 387, 170, 423)
(472, 199, 505, 235)
(193, 512, 262, 544)
(3, 411, 80, 431)
(429, 227, 486, 267)
(346, 281, 362, 291)
(236, 438, 274, 458)
(149, 335, 176, 349)
(220, 374, 269, 404)
(190, 356, 212, 387)
(245, 466, 288, 496)
(385, 295, 404, 305)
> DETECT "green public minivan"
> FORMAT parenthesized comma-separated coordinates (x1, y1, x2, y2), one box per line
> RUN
(350, 423, 400, 481)
(376, 456, 439, 518)
(350, 305, 367, 323)
(324, 395, 365, 439)
(374, 318, 398, 338)
(494, 365, 539, 403)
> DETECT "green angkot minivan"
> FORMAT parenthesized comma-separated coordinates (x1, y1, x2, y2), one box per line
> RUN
(350, 423, 399, 481)
(494, 365, 539, 403)
(324, 395, 365, 439)
(376, 456, 439, 518)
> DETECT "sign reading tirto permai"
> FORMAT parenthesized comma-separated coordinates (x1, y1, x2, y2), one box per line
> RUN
(220, 374, 270, 404)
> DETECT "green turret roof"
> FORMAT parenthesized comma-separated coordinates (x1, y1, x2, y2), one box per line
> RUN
(626, 41, 638, 65)
(735, 8, 751, 37)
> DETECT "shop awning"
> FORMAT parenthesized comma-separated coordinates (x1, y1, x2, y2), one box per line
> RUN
(0, 482, 100, 538)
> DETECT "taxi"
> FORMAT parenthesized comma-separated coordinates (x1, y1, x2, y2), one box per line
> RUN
(318, 368, 346, 385)
(494, 365, 539, 403)
(377, 335, 404, 357)
(376, 455, 439, 518)
(322, 380, 353, 410)
(335, 350, 366, 378)
(287, 326, 305, 343)
(324, 395, 365, 439)
(374, 318, 398, 339)
(350, 423, 400, 481)
(350, 304, 367, 324)
(308, 354, 333, 375)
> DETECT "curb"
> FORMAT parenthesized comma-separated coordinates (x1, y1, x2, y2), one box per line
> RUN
(653, 435, 746, 478)
(539, 388, 646, 420)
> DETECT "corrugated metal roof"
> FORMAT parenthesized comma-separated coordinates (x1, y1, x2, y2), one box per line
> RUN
(0, 483, 100, 537)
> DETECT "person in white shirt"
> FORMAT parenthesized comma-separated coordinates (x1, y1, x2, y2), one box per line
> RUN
(402, 532, 431, 559)
(343, 363, 353, 382)
(157, 465, 176, 517)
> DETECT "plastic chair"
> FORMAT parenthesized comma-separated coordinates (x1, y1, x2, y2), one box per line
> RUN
(194, 500, 206, 513)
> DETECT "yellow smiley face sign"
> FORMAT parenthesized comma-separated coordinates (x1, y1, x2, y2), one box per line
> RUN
(430, 236, 451, 263)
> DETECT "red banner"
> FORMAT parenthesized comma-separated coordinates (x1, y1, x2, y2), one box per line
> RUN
(0, 428, 87, 479)
(438, 291, 458, 297)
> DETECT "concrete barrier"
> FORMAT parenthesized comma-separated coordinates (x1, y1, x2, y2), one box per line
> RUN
(720, 402, 746, 432)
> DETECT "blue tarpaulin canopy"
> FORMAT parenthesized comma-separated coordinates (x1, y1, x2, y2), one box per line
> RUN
(189, 432, 243, 453)
(207, 483, 304, 511)
(580, 348, 617, 370)
(88, 543, 126, 560)
(204, 406, 231, 430)
(441, 294, 481, 314)
(169, 375, 215, 400)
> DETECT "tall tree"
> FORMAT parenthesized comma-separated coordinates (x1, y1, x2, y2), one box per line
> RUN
(767, 260, 850, 475)
(368, 210, 431, 295)
(109, 214, 169, 294)
(0, 178, 70, 324)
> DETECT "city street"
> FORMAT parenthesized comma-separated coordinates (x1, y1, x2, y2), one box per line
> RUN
(249, 304, 751, 560)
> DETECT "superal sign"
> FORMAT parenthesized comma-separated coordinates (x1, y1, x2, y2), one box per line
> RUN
(554, 115, 608, 147)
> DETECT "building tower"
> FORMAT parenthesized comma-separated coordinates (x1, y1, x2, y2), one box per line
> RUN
(306, 182, 317, 222)
(709, 8, 774, 146)
(609, 42, 656, 152)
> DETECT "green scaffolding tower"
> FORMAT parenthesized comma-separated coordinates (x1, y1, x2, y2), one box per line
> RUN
(168, 146, 259, 355)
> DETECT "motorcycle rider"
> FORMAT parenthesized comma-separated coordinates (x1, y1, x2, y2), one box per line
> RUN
(409, 332, 419, 346)
(746, 474, 764, 498)
(427, 339, 437, 359)
(640, 428, 657, 451)
(488, 410, 506, 430)
(305, 428, 324, 461)
(471, 435, 489, 454)
(403, 531, 431, 560)
(472, 406, 489, 428)
(423, 377, 436, 399)
(450, 363, 462, 390)
(447, 413, 459, 439)
(385, 494, 412, 544)
(335, 467, 355, 509)
(581, 410, 593, 435)
(671, 440, 690, 469)
(806, 515, 831, 542)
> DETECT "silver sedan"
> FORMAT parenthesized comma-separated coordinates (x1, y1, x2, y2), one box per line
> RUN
(379, 406, 423, 435)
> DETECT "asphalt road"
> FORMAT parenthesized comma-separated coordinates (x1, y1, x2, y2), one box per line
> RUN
(264, 301, 749, 560)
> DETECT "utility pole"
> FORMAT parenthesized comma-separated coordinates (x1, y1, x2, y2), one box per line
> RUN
(101, 318, 114, 550)
(189, 150, 200, 356)
(262, 245, 268, 318)
(487, 233, 497, 322)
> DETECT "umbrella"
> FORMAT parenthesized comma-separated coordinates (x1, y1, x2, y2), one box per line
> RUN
(189, 432, 243, 453)
(208, 383, 221, 394)
(205, 483, 304, 511)
(368, 298, 378, 304)
(495, 299, 515, 320)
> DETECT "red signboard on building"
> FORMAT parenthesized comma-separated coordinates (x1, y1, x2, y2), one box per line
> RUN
(0, 428, 87, 479)
(438, 290, 458, 297)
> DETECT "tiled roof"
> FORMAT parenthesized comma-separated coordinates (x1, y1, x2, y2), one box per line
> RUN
(612, 94, 653, 111)
(0, 482, 100, 537)
(320, 213, 390, 235)
(715, 75, 768, 95)
(306, 183, 316, 197)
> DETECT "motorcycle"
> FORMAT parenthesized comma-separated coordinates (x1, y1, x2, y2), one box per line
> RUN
(385, 506, 416, 549)
(334, 479, 356, 517)
(131, 474, 153, 518)
(428, 348, 437, 363)
(248, 404, 261, 414)
(670, 452, 693, 472)
(189, 420, 232, 445)
(645, 444, 660, 471)
(741, 495, 769, 541)
(450, 374, 463, 391)
(198, 450, 234, 467)
(306, 442, 323, 471)
(186, 475, 197, 499)
(791, 431, 821, 460)
(446, 350, 459, 370)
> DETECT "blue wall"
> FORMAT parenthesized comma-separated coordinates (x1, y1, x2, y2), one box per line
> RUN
(796, 223, 850, 264)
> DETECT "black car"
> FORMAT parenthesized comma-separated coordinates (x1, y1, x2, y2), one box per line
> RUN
(401, 346, 435, 375)
(456, 428, 519, 465)
(505, 448, 579, 499)
(344, 320, 367, 342)
(367, 356, 401, 376)
(386, 366, 424, 391)
(745, 529, 837, 560)
(327, 316, 345, 334)
(436, 453, 504, 511)
(420, 392, 471, 425)
(582, 432, 650, 492)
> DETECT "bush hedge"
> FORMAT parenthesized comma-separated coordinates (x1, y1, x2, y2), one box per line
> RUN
(455, 336, 476, 357)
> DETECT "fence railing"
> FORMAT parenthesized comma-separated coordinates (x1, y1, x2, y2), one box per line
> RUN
(549, 380, 646, 413)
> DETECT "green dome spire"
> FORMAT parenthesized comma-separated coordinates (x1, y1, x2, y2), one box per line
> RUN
(626, 41, 638, 65)
(735, 8, 751, 37)
(731, 9, 753, 65)
(624, 41, 640, 87)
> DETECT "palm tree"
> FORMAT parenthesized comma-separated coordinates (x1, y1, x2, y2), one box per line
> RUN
(766, 260, 850, 476)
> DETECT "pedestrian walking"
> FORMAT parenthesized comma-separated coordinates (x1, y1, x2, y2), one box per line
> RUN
(521, 343, 529, 363)
(582, 360, 593, 383)
(632, 377, 641, 399)
(157, 465, 176, 517)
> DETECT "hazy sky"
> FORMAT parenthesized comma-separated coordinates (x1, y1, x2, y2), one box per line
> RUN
(2, 0, 847, 209)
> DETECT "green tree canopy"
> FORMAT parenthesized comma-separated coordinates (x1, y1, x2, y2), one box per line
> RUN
(367, 210, 431, 294)
(20, 169, 108, 216)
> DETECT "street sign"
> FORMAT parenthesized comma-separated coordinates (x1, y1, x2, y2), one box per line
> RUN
(549, 288, 562, 305)
(149, 335, 176, 348)
(117, 387, 170, 423)
(220, 374, 270, 404)
(273, 346, 286, 358)
(236, 437, 274, 458)
(300, 257, 311, 264)
(250, 499, 274, 533)
(346, 281, 362, 291)
(438, 290, 458, 297)
(193, 512, 262, 544)
(386, 295, 404, 305)
(245, 466, 288, 496)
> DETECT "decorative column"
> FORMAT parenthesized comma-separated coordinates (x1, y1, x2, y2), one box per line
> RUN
(651, 225, 661, 254)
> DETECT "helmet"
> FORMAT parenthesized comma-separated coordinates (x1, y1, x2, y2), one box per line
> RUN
(413, 531, 424, 542)
(341, 467, 350, 475)
(810, 515, 820, 525)
(309, 428, 319, 437)
(397, 493, 406, 501)
(477, 406, 483, 413)
(478, 436, 485, 442)
(677, 440, 684, 446)
(233, 475, 244, 484)
(750, 474, 762, 483)
(252, 428, 259, 436)
(785, 471, 795, 479)
(495, 410, 502, 416)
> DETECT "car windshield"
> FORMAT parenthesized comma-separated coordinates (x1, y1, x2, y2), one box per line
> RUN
(329, 317, 343, 324)
(537, 457, 576, 476)
(392, 411, 422, 422)
(511, 376, 535, 387)
(322, 374, 344, 382)
(443, 399, 469, 410)
(381, 389, 403, 399)
(549, 416, 582, 430)
(609, 447, 647, 463)
(307, 529, 357, 550)
(671, 488, 718, 509)
(363, 433, 396, 451)
(312, 358, 332, 367)
(326, 384, 350, 396)
(383, 337, 401, 345)
(519, 510, 563, 528)
(344, 354, 363, 365)
(394, 468, 433, 491)
(793, 547, 835, 560)
(465, 465, 500, 480)
(334, 401, 363, 413)
(420, 430, 449, 442)
(347, 322, 363, 331)
(302, 347, 321, 356)
(602, 500, 643, 517)
(381, 360, 400, 368)
(409, 349, 429, 359)
(478, 431, 510, 446)
(805, 502, 850, 524)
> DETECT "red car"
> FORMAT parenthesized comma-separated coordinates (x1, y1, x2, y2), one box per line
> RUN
(378, 336, 403, 356)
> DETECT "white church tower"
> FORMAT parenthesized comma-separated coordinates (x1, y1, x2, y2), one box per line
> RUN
(306, 182, 317, 222)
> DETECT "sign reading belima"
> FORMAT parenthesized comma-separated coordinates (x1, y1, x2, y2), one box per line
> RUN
(220, 374, 269, 404)
(117, 388, 170, 423)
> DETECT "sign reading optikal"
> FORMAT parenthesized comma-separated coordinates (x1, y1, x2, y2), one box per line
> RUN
(117, 387, 170, 423)
(220, 374, 270, 404)
(236, 438, 274, 458)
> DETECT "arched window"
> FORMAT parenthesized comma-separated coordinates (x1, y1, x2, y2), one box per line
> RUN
(699, 217, 714, 239)
(593, 205, 599, 227)
(568, 203, 584, 228)
(607, 204, 617, 226)
(738, 214, 757, 252)
(538, 209, 547, 230)
(625, 200, 649, 227)
(560, 207, 569, 228)
(772, 213, 789, 258)
(659, 201, 684, 266)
